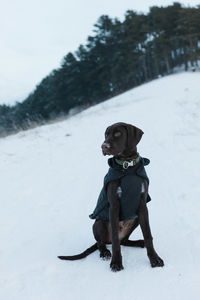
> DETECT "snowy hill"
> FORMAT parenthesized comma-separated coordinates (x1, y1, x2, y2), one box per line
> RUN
(0, 72, 200, 300)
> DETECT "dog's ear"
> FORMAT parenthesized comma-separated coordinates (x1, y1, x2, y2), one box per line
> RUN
(125, 124, 144, 150)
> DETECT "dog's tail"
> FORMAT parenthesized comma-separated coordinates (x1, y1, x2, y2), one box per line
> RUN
(58, 243, 98, 261)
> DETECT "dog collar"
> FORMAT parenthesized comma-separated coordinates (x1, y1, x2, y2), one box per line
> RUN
(115, 156, 140, 169)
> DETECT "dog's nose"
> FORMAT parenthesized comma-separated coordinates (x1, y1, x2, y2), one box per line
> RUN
(101, 142, 111, 150)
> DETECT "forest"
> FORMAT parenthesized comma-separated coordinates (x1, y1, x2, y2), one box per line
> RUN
(0, 2, 200, 136)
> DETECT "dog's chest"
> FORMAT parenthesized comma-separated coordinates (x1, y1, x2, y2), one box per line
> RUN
(116, 182, 145, 198)
(89, 161, 150, 222)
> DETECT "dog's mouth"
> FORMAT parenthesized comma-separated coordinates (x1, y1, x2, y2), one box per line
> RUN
(102, 148, 112, 156)
(101, 144, 122, 156)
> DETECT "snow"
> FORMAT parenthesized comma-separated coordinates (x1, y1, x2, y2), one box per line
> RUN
(0, 72, 200, 299)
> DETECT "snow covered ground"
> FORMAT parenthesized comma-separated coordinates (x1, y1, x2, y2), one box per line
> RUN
(0, 72, 200, 300)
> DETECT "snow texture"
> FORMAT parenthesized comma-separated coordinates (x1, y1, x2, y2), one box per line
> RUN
(0, 72, 200, 299)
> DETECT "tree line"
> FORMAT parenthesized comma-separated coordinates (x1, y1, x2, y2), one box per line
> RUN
(1, 2, 200, 136)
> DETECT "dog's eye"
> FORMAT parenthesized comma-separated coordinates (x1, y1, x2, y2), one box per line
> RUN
(114, 131, 121, 137)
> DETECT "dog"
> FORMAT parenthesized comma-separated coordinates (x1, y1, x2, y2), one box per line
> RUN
(58, 122, 164, 272)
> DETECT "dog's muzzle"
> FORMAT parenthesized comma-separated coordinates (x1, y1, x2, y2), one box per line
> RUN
(101, 142, 111, 155)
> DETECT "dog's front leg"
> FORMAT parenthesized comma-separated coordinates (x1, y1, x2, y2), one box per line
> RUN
(138, 188, 164, 268)
(107, 180, 124, 272)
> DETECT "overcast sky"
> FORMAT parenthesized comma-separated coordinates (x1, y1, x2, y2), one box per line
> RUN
(1, 0, 200, 105)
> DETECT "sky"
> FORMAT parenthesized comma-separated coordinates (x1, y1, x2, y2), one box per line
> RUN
(0, 0, 200, 105)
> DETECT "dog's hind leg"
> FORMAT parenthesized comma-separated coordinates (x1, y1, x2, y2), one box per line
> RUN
(121, 239, 145, 248)
(93, 220, 111, 260)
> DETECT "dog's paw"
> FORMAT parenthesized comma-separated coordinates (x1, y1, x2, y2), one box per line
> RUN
(100, 249, 111, 260)
(110, 260, 124, 272)
(149, 254, 164, 268)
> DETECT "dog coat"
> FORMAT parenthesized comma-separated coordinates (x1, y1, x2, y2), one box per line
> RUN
(89, 157, 151, 222)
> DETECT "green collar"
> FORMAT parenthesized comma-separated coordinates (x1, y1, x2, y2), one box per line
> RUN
(115, 156, 140, 169)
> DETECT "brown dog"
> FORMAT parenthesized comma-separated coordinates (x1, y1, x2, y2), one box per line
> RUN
(58, 122, 164, 271)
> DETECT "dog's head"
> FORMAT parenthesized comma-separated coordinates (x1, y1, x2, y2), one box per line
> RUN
(101, 122, 143, 157)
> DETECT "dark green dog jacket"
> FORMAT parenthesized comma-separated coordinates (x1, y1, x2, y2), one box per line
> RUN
(89, 157, 151, 222)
